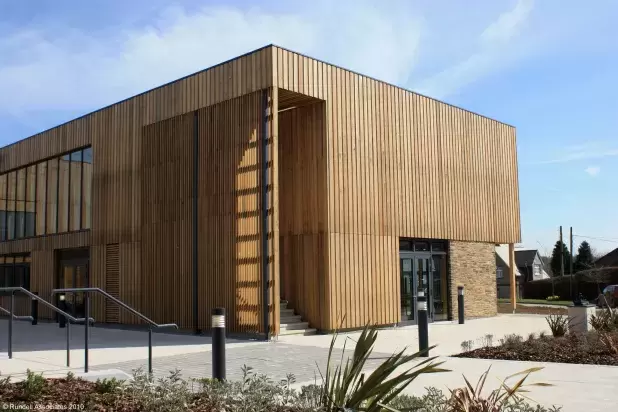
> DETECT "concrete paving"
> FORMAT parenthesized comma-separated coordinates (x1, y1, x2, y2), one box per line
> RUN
(1, 314, 616, 411)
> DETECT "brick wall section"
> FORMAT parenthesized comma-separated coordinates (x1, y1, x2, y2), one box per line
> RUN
(449, 241, 497, 319)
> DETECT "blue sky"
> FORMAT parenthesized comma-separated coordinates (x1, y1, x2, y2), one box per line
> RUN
(1, 0, 617, 257)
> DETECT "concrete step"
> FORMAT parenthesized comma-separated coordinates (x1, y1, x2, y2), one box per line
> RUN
(279, 328, 317, 336)
(280, 315, 302, 323)
(280, 308, 295, 317)
(280, 301, 288, 310)
(280, 321, 309, 331)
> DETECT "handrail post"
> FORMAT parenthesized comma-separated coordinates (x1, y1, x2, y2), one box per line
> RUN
(8, 292, 14, 359)
(66, 321, 71, 367)
(31, 292, 39, 325)
(148, 326, 153, 375)
(84, 291, 90, 373)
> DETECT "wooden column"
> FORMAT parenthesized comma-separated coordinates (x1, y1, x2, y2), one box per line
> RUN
(508, 243, 516, 312)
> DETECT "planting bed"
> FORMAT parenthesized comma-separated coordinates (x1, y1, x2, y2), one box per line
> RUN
(456, 331, 618, 366)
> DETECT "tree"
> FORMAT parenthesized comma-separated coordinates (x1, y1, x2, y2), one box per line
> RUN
(574, 241, 594, 273)
(550, 240, 571, 277)
(540, 255, 553, 277)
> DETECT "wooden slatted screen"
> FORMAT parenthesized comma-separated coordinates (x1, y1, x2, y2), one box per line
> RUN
(105, 243, 120, 323)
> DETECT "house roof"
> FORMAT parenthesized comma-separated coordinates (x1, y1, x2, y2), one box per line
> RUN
(515, 249, 538, 268)
(596, 248, 618, 267)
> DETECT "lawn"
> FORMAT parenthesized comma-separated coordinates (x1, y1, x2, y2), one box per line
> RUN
(498, 298, 572, 306)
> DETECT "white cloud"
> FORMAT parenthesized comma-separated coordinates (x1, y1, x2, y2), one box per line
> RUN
(0, 1, 423, 116)
(585, 166, 600, 176)
(538, 141, 618, 164)
(416, 0, 535, 99)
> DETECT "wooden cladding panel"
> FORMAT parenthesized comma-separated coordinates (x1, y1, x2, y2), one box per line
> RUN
(272, 46, 520, 244)
(0, 231, 90, 255)
(105, 243, 120, 323)
(197, 90, 278, 335)
(137, 90, 278, 334)
(0, 47, 273, 175)
(141, 113, 194, 329)
(278, 101, 327, 329)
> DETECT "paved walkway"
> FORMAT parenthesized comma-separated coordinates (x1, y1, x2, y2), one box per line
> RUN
(1, 314, 616, 411)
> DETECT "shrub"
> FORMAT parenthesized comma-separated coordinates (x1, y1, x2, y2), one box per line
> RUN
(95, 377, 124, 394)
(546, 296, 561, 301)
(23, 369, 46, 400)
(589, 307, 618, 332)
(461, 340, 474, 352)
(318, 325, 448, 411)
(546, 314, 569, 337)
(499, 334, 524, 348)
(449, 366, 555, 412)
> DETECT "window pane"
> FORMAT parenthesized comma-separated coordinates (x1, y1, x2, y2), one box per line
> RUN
(26, 166, 36, 237)
(36, 162, 47, 236)
(82, 147, 92, 229)
(58, 155, 70, 232)
(414, 241, 429, 252)
(46, 158, 58, 234)
(70, 151, 82, 231)
(0, 174, 6, 241)
(4, 266, 13, 287)
(7, 172, 16, 240)
(16, 168, 26, 238)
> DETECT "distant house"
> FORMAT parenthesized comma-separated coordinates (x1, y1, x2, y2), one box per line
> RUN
(594, 247, 618, 284)
(495, 244, 522, 299)
(515, 249, 551, 282)
(495, 247, 551, 299)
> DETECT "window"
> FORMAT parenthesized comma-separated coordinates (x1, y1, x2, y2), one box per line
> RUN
(0, 255, 30, 290)
(533, 264, 541, 277)
(0, 174, 6, 241)
(496, 267, 504, 279)
(0, 146, 92, 242)
(82, 147, 92, 229)
(35, 162, 47, 236)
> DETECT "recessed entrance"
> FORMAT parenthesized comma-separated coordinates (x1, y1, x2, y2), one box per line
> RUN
(56, 248, 89, 319)
(399, 239, 449, 323)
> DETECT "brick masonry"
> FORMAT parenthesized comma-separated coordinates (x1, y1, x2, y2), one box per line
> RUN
(449, 241, 497, 319)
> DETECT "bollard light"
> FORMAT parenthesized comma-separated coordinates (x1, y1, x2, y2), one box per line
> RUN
(417, 294, 429, 357)
(212, 307, 226, 381)
(458, 286, 465, 325)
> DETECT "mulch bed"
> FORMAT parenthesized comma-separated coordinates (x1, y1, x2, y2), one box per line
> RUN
(456, 332, 618, 366)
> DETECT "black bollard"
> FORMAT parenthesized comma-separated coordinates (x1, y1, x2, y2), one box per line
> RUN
(31, 292, 39, 325)
(417, 292, 429, 357)
(458, 286, 465, 324)
(212, 307, 226, 380)
(58, 294, 67, 328)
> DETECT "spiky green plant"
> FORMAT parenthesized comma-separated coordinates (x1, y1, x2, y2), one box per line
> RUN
(318, 325, 448, 412)
(449, 366, 552, 412)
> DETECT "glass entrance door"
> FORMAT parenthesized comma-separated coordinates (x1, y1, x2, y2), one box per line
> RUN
(400, 253, 434, 323)
(414, 255, 432, 321)
(58, 259, 89, 318)
(400, 257, 414, 321)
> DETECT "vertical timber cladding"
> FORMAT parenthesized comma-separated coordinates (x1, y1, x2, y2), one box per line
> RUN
(140, 90, 279, 333)
(196, 90, 279, 335)
(272, 46, 521, 330)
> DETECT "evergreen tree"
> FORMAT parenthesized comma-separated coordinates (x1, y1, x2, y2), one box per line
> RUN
(550, 240, 571, 277)
(574, 241, 594, 273)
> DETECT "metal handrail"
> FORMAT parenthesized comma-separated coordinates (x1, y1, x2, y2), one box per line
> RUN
(0, 287, 94, 367)
(0, 306, 33, 322)
(51, 287, 178, 374)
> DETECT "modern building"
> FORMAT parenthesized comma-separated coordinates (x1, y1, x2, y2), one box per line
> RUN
(0, 45, 521, 337)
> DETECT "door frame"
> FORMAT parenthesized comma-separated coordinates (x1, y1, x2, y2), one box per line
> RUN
(55, 248, 90, 320)
(399, 252, 435, 325)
